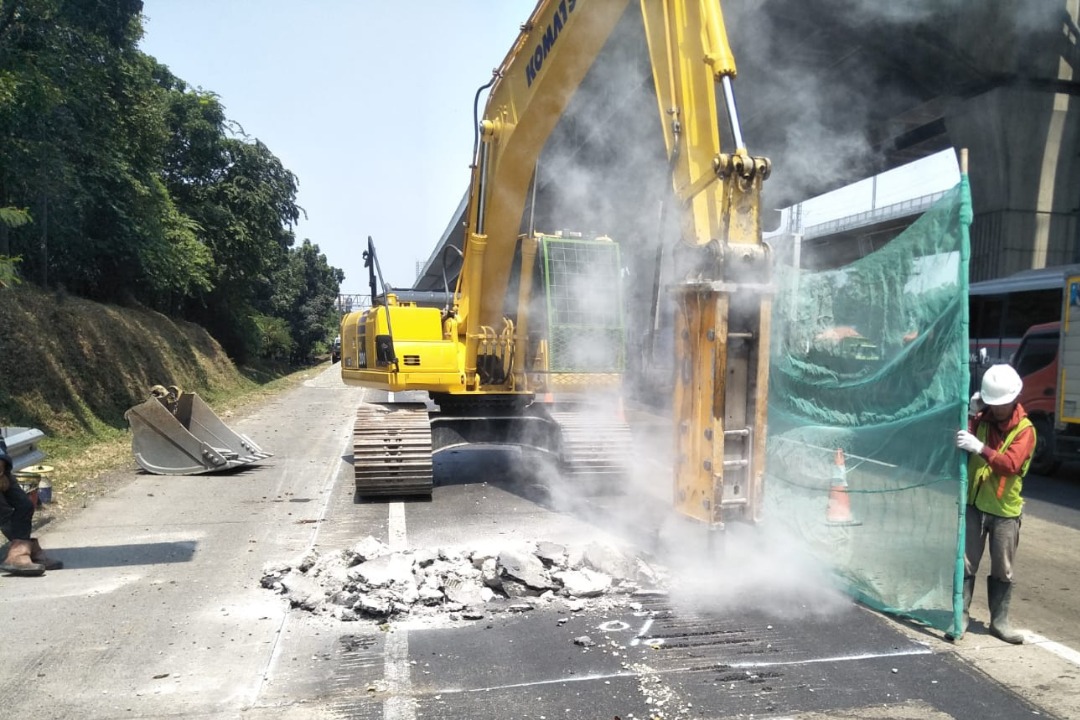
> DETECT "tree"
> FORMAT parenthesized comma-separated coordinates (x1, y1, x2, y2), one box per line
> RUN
(266, 238, 344, 362)
(0, 205, 29, 287)
(0, 0, 345, 364)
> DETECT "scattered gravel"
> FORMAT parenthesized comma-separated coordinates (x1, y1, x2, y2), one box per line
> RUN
(261, 536, 666, 623)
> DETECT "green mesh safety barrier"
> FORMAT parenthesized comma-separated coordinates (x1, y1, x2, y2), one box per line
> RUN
(765, 177, 972, 635)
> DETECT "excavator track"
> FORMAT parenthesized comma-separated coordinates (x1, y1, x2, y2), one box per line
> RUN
(353, 403, 433, 497)
(549, 410, 633, 491)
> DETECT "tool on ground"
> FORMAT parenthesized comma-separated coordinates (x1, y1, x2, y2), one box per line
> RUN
(124, 385, 271, 475)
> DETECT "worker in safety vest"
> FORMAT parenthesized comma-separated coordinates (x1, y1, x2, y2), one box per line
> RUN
(954, 363, 1034, 644)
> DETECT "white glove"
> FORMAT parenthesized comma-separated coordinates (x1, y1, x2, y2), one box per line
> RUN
(968, 392, 983, 418)
(956, 430, 984, 455)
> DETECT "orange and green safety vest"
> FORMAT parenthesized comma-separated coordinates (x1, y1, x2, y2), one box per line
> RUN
(967, 416, 1033, 518)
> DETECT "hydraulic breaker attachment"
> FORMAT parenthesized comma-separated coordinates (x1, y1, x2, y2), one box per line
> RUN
(124, 386, 272, 475)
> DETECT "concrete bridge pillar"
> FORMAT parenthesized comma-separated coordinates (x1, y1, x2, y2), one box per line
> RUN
(945, 0, 1080, 281)
(948, 86, 1079, 281)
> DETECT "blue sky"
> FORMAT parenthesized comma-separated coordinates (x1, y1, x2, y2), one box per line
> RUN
(140, 1, 537, 294)
(140, 2, 961, 295)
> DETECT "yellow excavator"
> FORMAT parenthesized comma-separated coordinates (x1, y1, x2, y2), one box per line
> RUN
(340, 0, 771, 528)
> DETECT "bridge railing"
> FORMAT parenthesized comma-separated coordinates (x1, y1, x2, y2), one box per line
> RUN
(335, 294, 372, 313)
(803, 190, 949, 240)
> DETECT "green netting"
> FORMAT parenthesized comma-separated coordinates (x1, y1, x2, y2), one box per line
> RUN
(765, 177, 972, 635)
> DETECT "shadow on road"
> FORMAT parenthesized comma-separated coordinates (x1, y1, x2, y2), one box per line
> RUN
(1023, 460, 1080, 517)
(42, 541, 198, 568)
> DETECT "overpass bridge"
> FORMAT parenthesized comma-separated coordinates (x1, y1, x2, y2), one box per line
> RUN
(413, 0, 1079, 298)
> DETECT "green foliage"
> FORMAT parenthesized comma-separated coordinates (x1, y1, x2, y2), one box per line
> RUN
(267, 238, 344, 362)
(252, 313, 294, 361)
(0, 0, 343, 365)
(0, 252, 20, 287)
(0, 206, 30, 227)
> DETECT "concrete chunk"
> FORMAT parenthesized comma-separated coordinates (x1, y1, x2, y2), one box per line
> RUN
(583, 542, 632, 579)
(280, 570, 325, 610)
(498, 548, 553, 591)
(443, 577, 487, 606)
(348, 555, 405, 589)
(536, 541, 568, 568)
(347, 536, 390, 565)
(555, 568, 611, 598)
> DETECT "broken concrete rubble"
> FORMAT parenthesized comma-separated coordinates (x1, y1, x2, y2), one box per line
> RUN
(260, 537, 666, 623)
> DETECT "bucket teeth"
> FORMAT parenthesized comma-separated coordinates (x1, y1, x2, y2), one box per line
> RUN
(124, 390, 272, 475)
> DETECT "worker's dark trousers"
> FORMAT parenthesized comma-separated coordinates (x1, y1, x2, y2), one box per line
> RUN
(0, 480, 34, 541)
(964, 504, 1020, 582)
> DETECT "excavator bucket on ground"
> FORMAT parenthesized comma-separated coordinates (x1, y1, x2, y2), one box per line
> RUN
(124, 386, 271, 475)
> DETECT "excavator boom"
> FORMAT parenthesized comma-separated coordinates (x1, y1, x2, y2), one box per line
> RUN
(340, 0, 771, 526)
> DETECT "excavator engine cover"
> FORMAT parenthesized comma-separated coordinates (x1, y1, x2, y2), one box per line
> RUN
(124, 387, 271, 475)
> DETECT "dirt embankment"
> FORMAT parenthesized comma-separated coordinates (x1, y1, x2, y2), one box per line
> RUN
(0, 285, 248, 436)
(0, 284, 297, 524)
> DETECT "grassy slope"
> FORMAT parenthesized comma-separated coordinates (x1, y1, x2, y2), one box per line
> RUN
(0, 284, 311, 511)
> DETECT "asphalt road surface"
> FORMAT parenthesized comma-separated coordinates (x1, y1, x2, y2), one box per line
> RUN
(1, 365, 1078, 719)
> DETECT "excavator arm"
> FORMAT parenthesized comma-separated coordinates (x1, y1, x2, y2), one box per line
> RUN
(342, 0, 771, 525)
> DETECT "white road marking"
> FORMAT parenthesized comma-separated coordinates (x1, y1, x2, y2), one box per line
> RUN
(1025, 633, 1080, 667)
(388, 502, 408, 551)
(630, 616, 655, 646)
(253, 452, 344, 705)
(729, 646, 933, 669)
(384, 501, 414, 720)
(384, 629, 415, 720)
(450, 671, 638, 694)
(435, 646, 935, 696)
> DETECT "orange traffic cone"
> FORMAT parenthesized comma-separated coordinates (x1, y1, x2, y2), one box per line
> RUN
(826, 448, 861, 526)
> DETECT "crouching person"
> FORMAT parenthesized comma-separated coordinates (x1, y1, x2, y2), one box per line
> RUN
(0, 450, 62, 576)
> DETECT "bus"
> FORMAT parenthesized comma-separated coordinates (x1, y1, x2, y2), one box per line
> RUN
(969, 264, 1080, 364)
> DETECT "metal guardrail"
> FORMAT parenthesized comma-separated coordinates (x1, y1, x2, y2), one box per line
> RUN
(0, 426, 46, 472)
(802, 190, 949, 240)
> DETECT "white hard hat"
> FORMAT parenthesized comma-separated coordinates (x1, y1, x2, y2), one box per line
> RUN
(980, 364, 1023, 406)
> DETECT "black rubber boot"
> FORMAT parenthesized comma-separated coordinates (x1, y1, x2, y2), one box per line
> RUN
(946, 575, 976, 641)
(987, 577, 1025, 644)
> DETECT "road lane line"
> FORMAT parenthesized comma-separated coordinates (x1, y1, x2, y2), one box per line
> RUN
(252, 448, 345, 706)
(385, 629, 415, 720)
(301, 422, 355, 554)
(1025, 633, 1080, 667)
(388, 502, 408, 551)
(434, 646, 934, 696)
(451, 671, 639, 694)
(384, 501, 415, 720)
(630, 616, 655, 646)
(729, 646, 933, 668)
